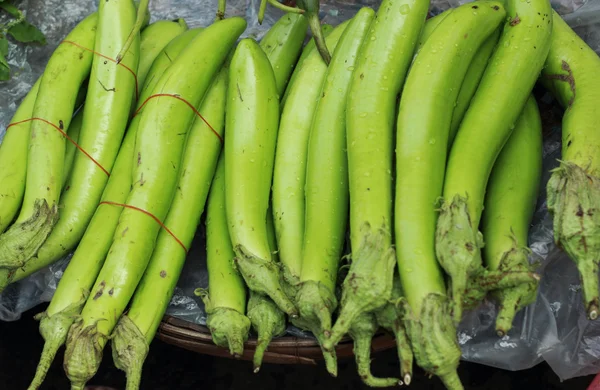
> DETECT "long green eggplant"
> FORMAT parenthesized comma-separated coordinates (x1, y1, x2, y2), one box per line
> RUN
(326, 0, 429, 350)
(481, 95, 542, 336)
(259, 13, 308, 96)
(543, 11, 600, 320)
(9, 27, 205, 287)
(199, 156, 251, 360)
(436, 0, 552, 323)
(61, 110, 84, 191)
(0, 14, 99, 270)
(63, 18, 246, 390)
(272, 22, 349, 296)
(137, 19, 188, 86)
(26, 25, 202, 390)
(111, 64, 228, 390)
(0, 80, 41, 234)
(19, 0, 140, 285)
(224, 38, 296, 317)
(395, 2, 506, 388)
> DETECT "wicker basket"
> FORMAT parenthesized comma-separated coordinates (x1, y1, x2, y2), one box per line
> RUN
(157, 315, 397, 365)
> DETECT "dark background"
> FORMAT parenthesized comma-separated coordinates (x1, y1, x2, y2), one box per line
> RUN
(0, 303, 594, 390)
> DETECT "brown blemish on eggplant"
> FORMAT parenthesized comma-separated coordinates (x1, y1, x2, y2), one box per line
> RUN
(59, 120, 64, 130)
(108, 288, 114, 296)
(545, 60, 576, 106)
(160, 270, 167, 278)
(237, 83, 244, 102)
(510, 14, 521, 26)
(136, 172, 146, 187)
(93, 281, 106, 300)
(137, 152, 142, 166)
(97, 79, 116, 93)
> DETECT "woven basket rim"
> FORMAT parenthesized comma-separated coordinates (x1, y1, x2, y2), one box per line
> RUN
(157, 315, 397, 364)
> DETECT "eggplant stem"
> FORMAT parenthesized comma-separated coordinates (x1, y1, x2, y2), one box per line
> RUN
(267, 0, 305, 15)
(116, 0, 149, 64)
(216, 0, 227, 20)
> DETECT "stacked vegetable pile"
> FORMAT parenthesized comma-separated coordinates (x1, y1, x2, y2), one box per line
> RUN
(0, 0, 598, 389)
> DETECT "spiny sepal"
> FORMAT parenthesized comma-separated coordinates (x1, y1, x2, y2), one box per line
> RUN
(547, 161, 600, 320)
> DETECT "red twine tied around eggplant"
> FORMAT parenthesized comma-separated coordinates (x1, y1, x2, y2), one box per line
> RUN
(61, 39, 139, 100)
(133, 93, 224, 144)
(6, 117, 110, 176)
(99, 201, 188, 254)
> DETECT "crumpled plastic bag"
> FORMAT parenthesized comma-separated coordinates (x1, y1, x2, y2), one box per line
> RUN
(1, 0, 599, 382)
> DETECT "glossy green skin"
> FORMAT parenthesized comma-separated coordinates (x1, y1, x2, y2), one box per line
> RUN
(225, 38, 294, 315)
(205, 156, 247, 315)
(126, 66, 227, 343)
(18, 14, 98, 223)
(396, 0, 506, 318)
(293, 24, 333, 73)
(301, 8, 374, 291)
(442, 0, 553, 225)
(140, 28, 204, 95)
(415, 9, 452, 53)
(482, 96, 542, 271)
(272, 23, 349, 285)
(542, 12, 600, 175)
(448, 29, 500, 145)
(28, 0, 140, 283)
(417, 10, 502, 147)
(346, 0, 429, 253)
(0, 79, 40, 233)
(259, 13, 308, 96)
(62, 110, 84, 190)
(281, 23, 338, 108)
(137, 19, 188, 87)
(63, 18, 246, 389)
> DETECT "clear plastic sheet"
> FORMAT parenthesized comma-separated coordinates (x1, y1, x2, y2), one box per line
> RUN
(0, 0, 599, 381)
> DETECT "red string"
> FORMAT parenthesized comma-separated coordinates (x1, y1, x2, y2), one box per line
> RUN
(133, 93, 224, 144)
(99, 200, 188, 254)
(60, 40, 139, 101)
(6, 117, 110, 176)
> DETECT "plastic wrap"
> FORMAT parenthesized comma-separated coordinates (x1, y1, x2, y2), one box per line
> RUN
(0, 0, 599, 381)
